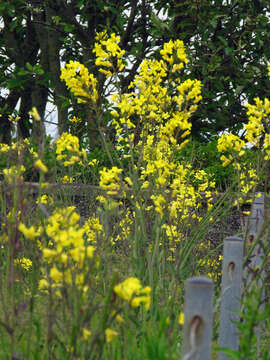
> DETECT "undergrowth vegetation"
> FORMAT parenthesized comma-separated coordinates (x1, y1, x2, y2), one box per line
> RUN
(1, 33, 270, 359)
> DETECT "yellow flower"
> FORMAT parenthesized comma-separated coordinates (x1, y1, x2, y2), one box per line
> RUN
(99, 166, 123, 192)
(131, 295, 151, 310)
(88, 159, 99, 166)
(124, 176, 133, 187)
(105, 328, 118, 343)
(3, 165, 25, 183)
(60, 61, 98, 103)
(178, 312, 184, 325)
(114, 278, 151, 310)
(50, 266, 62, 283)
(14, 257, 32, 271)
(93, 32, 125, 77)
(18, 223, 39, 240)
(115, 314, 124, 323)
(69, 116, 82, 123)
(151, 194, 166, 216)
(82, 328, 92, 340)
(36, 194, 53, 205)
(43, 248, 58, 260)
(61, 175, 74, 183)
(39, 279, 49, 291)
(34, 159, 48, 173)
(55, 132, 85, 166)
(86, 245, 95, 258)
(0, 143, 10, 152)
(8, 114, 20, 124)
(29, 107, 41, 121)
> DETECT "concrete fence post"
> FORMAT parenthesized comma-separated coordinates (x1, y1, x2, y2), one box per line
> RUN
(182, 276, 214, 360)
(243, 193, 265, 349)
(243, 193, 265, 283)
(218, 236, 244, 360)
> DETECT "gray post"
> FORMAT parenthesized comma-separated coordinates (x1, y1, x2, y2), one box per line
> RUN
(182, 276, 214, 360)
(218, 236, 244, 360)
(243, 193, 264, 283)
(243, 194, 265, 349)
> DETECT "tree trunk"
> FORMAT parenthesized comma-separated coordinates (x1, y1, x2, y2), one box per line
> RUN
(46, 3, 68, 135)
(0, 90, 20, 144)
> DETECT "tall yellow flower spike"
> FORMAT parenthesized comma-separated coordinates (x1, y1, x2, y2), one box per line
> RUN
(60, 61, 98, 103)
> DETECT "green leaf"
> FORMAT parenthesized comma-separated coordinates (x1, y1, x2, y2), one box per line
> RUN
(26, 62, 33, 71)
(33, 65, 44, 75)
(210, 19, 217, 29)
(62, 23, 75, 33)
(17, 69, 29, 76)
(235, 85, 244, 95)
(6, 78, 23, 90)
(218, 36, 228, 46)
(225, 47, 233, 56)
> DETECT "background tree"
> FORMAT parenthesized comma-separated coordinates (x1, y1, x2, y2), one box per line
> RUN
(0, 0, 156, 148)
(1, 0, 270, 145)
(157, 0, 270, 139)
(0, 0, 42, 142)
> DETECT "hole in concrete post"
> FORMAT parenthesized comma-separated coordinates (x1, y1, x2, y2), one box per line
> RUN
(228, 261, 235, 278)
(190, 315, 202, 348)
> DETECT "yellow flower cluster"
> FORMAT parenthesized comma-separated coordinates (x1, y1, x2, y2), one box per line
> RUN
(8, 114, 20, 124)
(88, 158, 99, 166)
(82, 328, 92, 341)
(215, 65, 270, 202)
(55, 132, 87, 166)
(3, 165, 26, 183)
(97, 38, 215, 254)
(34, 159, 48, 173)
(39, 207, 97, 290)
(99, 166, 123, 195)
(0, 143, 10, 152)
(0, 138, 44, 189)
(114, 277, 151, 310)
(18, 222, 42, 240)
(105, 328, 118, 343)
(245, 96, 270, 158)
(60, 61, 98, 103)
(218, 65, 270, 161)
(197, 256, 222, 282)
(178, 312, 184, 325)
(62, 34, 216, 268)
(217, 133, 245, 154)
(61, 175, 74, 183)
(69, 115, 82, 123)
(36, 194, 53, 205)
(217, 133, 245, 166)
(109, 40, 201, 152)
(245, 97, 270, 146)
(150, 194, 167, 217)
(240, 168, 258, 195)
(14, 257, 33, 271)
(29, 107, 41, 121)
(0, 138, 37, 156)
(82, 216, 104, 244)
(160, 39, 188, 72)
(93, 31, 125, 77)
(264, 133, 270, 160)
(112, 209, 133, 245)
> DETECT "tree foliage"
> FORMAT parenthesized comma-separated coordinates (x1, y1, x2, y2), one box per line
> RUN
(160, 0, 270, 139)
(0, 0, 157, 145)
(1, 0, 270, 144)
